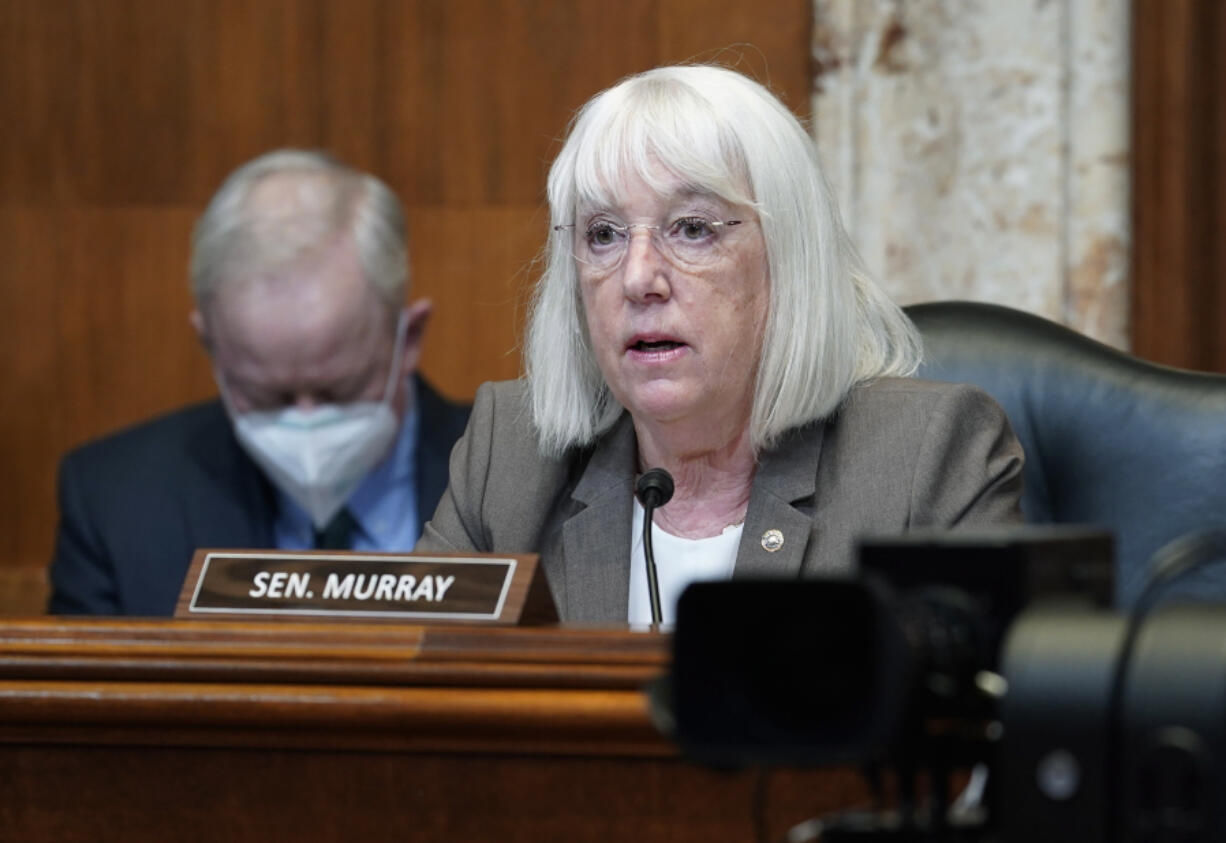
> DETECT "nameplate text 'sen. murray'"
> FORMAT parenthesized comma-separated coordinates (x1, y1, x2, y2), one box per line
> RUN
(175, 550, 557, 625)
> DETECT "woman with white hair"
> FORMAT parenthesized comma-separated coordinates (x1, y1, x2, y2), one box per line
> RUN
(418, 65, 1023, 624)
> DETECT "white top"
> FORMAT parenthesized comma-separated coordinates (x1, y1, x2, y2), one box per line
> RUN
(627, 499, 742, 627)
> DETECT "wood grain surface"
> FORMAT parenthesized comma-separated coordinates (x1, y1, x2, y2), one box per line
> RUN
(1131, 0, 1226, 372)
(0, 1, 811, 607)
(0, 618, 872, 842)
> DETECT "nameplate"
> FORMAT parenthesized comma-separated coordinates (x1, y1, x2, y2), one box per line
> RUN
(174, 550, 558, 625)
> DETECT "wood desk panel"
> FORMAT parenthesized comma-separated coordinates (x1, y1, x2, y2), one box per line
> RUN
(0, 619, 868, 842)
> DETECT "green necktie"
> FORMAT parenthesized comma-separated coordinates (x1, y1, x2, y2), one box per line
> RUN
(313, 509, 358, 550)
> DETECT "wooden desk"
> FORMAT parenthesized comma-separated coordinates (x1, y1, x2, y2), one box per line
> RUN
(0, 619, 867, 842)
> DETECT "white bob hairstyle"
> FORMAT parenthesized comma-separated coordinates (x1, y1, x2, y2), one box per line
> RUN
(190, 148, 408, 308)
(526, 64, 921, 456)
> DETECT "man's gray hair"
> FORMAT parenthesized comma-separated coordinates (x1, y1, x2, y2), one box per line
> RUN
(526, 64, 921, 456)
(190, 149, 407, 306)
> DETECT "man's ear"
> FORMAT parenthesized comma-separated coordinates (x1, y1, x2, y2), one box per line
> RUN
(189, 309, 212, 354)
(399, 298, 433, 375)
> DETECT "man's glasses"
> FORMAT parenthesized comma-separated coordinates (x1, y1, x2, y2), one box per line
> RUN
(554, 215, 743, 273)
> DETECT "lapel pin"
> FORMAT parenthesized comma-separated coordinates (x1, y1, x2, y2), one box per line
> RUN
(761, 529, 784, 552)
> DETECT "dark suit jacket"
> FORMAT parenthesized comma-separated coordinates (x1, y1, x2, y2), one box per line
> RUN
(50, 376, 471, 616)
(418, 378, 1024, 623)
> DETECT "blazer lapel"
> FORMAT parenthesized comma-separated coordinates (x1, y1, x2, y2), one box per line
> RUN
(561, 414, 637, 623)
(555, 414, 826, 617)
(735, 421, 825, 579)
(184, 404, 276, 550)
(413, 376, 463, 536)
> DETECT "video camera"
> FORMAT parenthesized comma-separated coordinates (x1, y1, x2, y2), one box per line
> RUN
(664, 527, 1226, 842)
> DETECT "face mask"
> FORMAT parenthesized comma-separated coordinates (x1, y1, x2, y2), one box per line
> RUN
(224, 313, 408, 529)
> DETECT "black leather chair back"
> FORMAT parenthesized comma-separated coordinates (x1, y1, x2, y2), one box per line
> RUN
(906, 301, 1226, 606)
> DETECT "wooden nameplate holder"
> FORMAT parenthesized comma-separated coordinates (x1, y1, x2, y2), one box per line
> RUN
(174, 549, 558, 626)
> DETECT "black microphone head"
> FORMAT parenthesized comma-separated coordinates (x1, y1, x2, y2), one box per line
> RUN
(636, 468, 675, 509)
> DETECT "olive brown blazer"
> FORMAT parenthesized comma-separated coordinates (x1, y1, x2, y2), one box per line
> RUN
(417, 377, 1024, 623)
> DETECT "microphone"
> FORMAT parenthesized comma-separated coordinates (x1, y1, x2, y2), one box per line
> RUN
(635, 468, 675, 626)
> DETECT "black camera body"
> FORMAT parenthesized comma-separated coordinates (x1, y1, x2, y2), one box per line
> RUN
(669, 528, 1226, 841)
(1001, 604, 1226, 842)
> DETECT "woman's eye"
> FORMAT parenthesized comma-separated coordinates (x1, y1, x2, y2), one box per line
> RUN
(675, 217, 714, 240)
(586, 222, 621, 247)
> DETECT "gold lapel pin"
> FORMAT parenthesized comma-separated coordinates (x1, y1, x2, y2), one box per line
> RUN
(761, 529, 784, 552)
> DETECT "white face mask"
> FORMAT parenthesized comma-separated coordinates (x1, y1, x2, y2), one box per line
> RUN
(224, 313, 408, 529)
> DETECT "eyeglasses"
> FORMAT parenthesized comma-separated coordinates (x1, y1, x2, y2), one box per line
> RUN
(554, 216, 743, 273)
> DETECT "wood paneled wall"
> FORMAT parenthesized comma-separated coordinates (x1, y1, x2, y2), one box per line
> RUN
(1131, 0, 1226, 371)
(0, 1, 810, 611)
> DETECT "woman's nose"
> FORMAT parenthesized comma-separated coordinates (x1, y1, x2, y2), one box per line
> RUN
(620, 229, 671, 302)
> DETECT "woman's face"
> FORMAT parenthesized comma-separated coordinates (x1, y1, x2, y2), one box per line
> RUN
(575, 170, 769, 437)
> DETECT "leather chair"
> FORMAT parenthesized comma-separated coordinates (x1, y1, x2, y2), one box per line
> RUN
(905, 300, 1226, 607)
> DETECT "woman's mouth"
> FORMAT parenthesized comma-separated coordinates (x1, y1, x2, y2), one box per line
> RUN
(630, 339, 684, 352)
(626, 336, 689, 362)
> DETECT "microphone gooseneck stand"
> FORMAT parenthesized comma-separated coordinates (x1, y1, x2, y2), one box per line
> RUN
(635, 468, 675, 626)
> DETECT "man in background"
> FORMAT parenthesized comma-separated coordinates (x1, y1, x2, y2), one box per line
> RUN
(49, 149, 471, 615)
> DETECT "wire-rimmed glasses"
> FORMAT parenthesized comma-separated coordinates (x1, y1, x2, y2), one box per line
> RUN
(554, 215, 743, 273)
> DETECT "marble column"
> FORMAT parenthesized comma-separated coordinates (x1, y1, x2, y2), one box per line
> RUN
(812, 0, 1130, 347)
